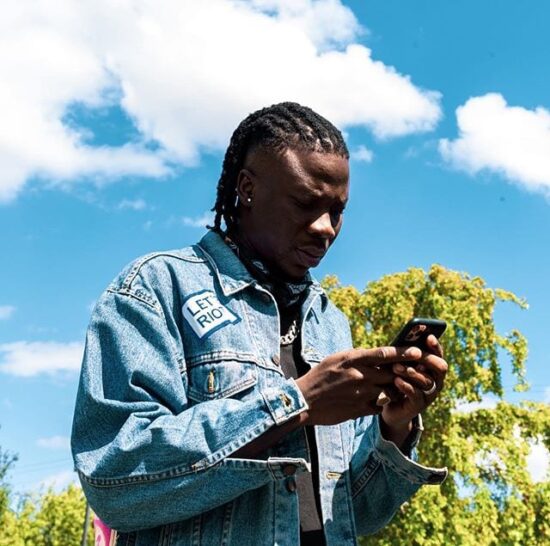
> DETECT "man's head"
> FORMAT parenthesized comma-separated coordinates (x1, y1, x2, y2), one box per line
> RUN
(210, 102, 350, 280)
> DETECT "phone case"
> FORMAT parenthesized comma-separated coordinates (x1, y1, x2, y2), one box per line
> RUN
(390, 317, 447, 349)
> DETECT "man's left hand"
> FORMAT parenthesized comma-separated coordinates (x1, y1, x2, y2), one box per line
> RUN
(380, 334, 448, 440)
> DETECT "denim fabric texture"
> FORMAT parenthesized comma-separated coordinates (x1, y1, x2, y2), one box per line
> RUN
(71, 230, 448, 546)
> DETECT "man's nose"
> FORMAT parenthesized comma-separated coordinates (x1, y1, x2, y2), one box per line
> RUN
(308, 211, 336, 239)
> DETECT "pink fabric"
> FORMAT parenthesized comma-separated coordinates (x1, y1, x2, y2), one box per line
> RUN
(93, 516, 117, 546)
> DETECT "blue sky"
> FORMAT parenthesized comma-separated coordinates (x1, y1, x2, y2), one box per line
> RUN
(1, 0, 549, 494)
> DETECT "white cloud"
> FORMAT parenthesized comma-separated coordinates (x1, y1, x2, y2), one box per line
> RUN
(1, 0, 441, 202)
(351, 145, 374, 163)
(0, 305, 16, 320)
(455, 396, 498, 413)
(179, 212, 215, 229)
(117, 198, 147, 211)
(0, 340, 84, 377)
(527, 438, 549, 483)
(440, 93, 550, 197)
(249, 0, 363, 50)
(37, 435, 71, 450)
(35, 470, 78, 493)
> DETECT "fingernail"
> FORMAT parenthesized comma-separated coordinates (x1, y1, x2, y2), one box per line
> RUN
(404, 347, 420, 358)
(406, 367, 416, 376)
(394, 364, 405, 373)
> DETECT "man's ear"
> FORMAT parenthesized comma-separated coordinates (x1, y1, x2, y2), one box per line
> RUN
(236, 168, 255, 208)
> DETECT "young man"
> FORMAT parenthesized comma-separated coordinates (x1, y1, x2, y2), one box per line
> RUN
(72, 103, 448, 546)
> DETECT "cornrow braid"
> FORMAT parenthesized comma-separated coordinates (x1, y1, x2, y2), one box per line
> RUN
(209, 102, 349, 234)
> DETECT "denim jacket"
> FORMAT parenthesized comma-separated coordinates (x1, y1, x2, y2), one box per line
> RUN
(71, 230, 447, 546)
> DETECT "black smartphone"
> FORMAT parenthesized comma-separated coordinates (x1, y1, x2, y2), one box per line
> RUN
(391, 317, 447, 350)
(375, 318, 447, 405)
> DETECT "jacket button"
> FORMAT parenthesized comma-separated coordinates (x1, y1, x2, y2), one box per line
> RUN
(283, 464, 297, 477)
(285, 478, 297, 492)
(280, 393, 292, 408)
(271, 354, 280, 366)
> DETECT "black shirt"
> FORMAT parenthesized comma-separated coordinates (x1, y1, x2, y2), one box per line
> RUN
(279, 305, 326, 546)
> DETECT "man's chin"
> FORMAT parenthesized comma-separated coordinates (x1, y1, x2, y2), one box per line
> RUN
(266, 248, 321, 281)
(269, 258, 309, 282)
(279, 261, 313, 282)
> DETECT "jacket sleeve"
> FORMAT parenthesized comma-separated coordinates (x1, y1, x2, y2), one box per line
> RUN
(71, 285, 309, 533)
(349, 413, 448, 536)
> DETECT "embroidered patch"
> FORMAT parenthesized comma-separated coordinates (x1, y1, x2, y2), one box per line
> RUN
(182, 290, 239, 339)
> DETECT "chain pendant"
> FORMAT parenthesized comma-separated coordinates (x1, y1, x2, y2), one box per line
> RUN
(280, 318, 298, 346)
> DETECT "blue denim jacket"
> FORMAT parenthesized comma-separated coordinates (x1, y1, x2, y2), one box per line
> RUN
(71, 230, 447, 546)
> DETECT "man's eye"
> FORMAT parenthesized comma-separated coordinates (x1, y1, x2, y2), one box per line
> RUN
(330, 207, 345, 221)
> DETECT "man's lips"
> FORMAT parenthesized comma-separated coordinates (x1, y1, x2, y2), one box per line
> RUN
(296, 247, 326, 266)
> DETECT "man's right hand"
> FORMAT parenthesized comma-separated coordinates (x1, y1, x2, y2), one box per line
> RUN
(295, 346, 423, 426)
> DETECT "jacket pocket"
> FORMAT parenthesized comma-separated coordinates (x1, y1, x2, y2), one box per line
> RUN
(187, 359, 258, 402)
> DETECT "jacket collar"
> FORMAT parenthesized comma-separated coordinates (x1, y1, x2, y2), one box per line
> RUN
(196, 230, 327, 306)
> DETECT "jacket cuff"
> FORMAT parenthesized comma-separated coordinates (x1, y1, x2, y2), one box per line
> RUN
(261, 378, 309, 425)
(373, 414, 448, 485)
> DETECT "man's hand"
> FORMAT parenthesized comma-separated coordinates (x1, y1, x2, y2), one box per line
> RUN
(235, 336, 448, 458)
(295, 345, 424, 426)
(379, 335, 448, 446)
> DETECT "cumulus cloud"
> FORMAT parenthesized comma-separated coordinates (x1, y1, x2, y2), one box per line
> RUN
(0, 305, 16, 320)
(351, 145, 374, 163)
(37, 435, 71, 450)
(440, 93, 550, 197)
(1, 0, 441, 202)
(249, 0, 363, 50)
(0, 0, 168, 202)
(0, 340, 84, 376)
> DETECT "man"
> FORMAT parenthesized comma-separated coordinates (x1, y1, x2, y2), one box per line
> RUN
(72, 102, 448, 546)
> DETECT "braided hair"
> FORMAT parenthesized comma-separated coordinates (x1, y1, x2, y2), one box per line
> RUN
(209, 102, 349, 234)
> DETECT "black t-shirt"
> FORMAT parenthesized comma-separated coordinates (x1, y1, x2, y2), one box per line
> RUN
(279, 305, 326, 546)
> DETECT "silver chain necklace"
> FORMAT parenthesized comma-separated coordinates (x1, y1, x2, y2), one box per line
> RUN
(280, 318, 299, 346)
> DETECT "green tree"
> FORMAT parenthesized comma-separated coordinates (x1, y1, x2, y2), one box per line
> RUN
(323, 264, 550, 546)
(0, 453, 93, 546)
(11, 484, 93, 546)
(1, 427, 95, 546)
(0, 434, 17, 531)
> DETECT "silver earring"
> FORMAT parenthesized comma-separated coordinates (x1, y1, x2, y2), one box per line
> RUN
(246, 197, 252, 203)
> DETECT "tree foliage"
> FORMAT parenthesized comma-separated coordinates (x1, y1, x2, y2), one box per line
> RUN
(0, 478, 93, 546)
(0, 433, 17, 527)
(323, 264, 549, 545)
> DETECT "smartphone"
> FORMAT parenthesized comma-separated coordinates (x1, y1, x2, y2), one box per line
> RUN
(391, 317, 447, 350)
(376, 318, 447, 406)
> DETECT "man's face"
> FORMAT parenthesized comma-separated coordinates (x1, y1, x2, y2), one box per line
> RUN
(236, 146, 350, 280)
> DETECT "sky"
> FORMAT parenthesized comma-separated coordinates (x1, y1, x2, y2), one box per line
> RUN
(1, 0, 549, 495)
